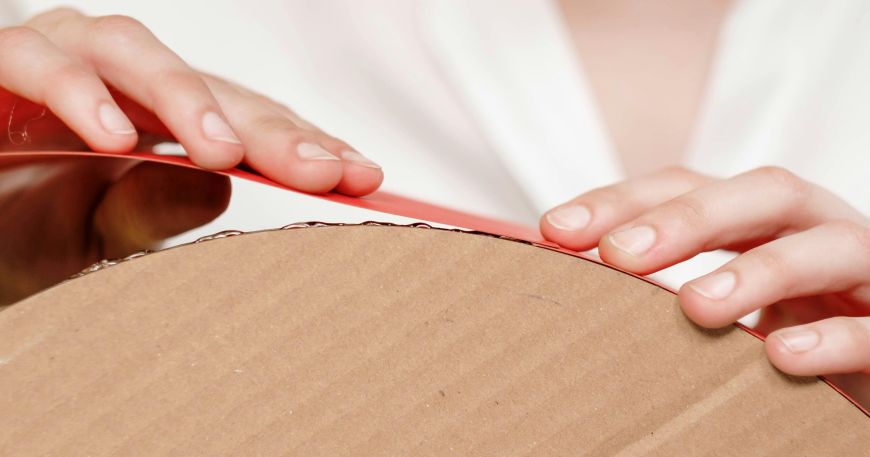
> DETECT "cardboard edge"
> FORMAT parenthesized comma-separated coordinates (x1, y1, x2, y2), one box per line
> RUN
(40, 222, 870, 419)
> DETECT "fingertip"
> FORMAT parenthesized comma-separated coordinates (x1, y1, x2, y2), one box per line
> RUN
(176, 109, 245, 169)
(597, 236, 652, 275)
(200, 111, 244, 169)
(539, 219, 576, 250)
(539, 205, 595, 251)
(538, 216, 565, 245)
(764, 337, 793, 372)
(84, 131, 139, 154)
(334, 161, 384, 196)
(676, 283, 734, 329)
(162, 103, 246, 170)
(282, 154, 344, 194)
(53, 97, 140, 154)
(84, 102, 140, 153)
(764, 328, 819, 376)
(188, 142, 245, 170)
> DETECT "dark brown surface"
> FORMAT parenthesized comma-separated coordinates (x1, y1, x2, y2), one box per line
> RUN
(0, 225, 866, 455)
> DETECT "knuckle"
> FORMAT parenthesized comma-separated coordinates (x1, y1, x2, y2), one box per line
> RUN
(266, 97, 291, 113)
(744, 247, 788, 278)
(750, 166, 811, 214)
(237, 88, 308, 126)
(91, 15, 148, 41)
(251, 113, 298, 133)
(830, 317, 870, 348)
(148, 70, 208, 110)
(272, 102, 304, 122)
(753, 166, 808, 195)
(255, 95, 294, 118)
(245, 112, 315, 148)
(45, 63, 90, 86)
(318, 135, 351, 151)
(26, 7, 82, 29)
(661, 195, 709, 226)
(153, 69, 204, 91)
(41, 64, 93, 104)
(658, 166, 711, 188)
(753, 165, 796, 182)
(826, 220, 870, 257)
(43, 6, 83, 15)
(585, 185, 629, 206)
(34, 6, 83, 21)
(0, 26, 41, 49)
(661, 165, 696, 181)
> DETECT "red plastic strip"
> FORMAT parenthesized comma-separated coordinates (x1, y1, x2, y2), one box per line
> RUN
(0, 151, 541, 241)
(2, 150, 867, 416)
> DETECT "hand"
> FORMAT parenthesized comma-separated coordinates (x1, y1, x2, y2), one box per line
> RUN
(0, 7, 383, 196)
(0, 8, 383, 306)
(540, 166, 870, 382)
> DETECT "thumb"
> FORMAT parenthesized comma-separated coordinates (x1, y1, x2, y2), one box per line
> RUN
(93, 162, 231, 259)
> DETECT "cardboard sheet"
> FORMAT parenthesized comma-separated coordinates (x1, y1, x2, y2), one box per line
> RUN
(1, 224, 867, 455)
(0, 151, 867, 454)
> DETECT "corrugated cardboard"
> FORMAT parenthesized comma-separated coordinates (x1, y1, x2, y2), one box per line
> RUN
(0, 224, 867, 455)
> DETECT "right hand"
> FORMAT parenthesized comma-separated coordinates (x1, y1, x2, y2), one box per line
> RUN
(0, 7, 383, 196)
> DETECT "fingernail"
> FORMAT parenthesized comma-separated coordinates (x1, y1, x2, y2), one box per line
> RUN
(202, 111, 241, 144)
(297, 143, 339, 161)
(341, 150, 381, 169)
(688, 271, 737, 300)
(98, 103, 136, 135)
(545, 205, 591, 231)
(608, 225, 656, 256)
(778, 329, 821, 354)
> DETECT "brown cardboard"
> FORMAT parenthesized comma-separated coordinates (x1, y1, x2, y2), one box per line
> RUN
(0, 224, 866, 455)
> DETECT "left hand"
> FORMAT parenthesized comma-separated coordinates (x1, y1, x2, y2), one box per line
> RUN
(1, 7, 384, 196)
(0, 7, 386, 306)
(540, 166, 870, 380)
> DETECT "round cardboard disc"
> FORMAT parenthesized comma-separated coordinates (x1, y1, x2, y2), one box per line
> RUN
(0, 225, 866, 455)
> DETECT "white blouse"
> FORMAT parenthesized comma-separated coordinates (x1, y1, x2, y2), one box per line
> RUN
(3, 0, 870, 288)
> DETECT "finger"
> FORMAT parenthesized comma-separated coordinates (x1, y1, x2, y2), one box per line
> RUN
(29, 11, 243, 169)
(93, 162, 231, 258)
(678, 220, 870, 328)
(109, 87, 174, 139)
(765, 316, 870, 376)
(203, 76, 383, 195)
(0, 26, 137, 152)
(201, 72, 319, 130)
(540, 167, 713, 251)
(324, 142, 384, 196)
(231, 88, 385, 195)
(203, 74, 384, 195)
(598, 167, 866, 274)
